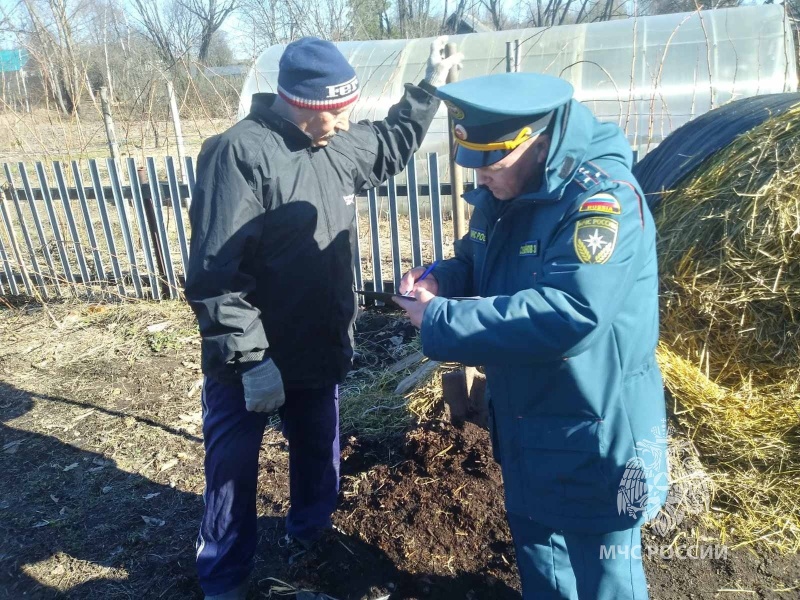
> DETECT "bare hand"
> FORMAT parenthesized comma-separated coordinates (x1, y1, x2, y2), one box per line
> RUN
(393, 287, 436, 329)
(398, 266, 439, 297)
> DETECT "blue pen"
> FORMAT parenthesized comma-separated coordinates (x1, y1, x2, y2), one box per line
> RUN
(403, 261, 438, 296)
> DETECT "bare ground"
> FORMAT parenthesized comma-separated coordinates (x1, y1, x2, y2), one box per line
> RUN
(0, 300, 798, 599)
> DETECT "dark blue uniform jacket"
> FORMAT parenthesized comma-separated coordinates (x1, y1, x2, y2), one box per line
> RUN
(421, 100, 668, 533)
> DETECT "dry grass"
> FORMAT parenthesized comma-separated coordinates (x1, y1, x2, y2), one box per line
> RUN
(0, 109, 230, 164)
(654, 105, 800, 554)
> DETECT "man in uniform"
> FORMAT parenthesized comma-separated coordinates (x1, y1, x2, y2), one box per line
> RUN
(395, 72, 667, 600)
(186, 37, 462, 600)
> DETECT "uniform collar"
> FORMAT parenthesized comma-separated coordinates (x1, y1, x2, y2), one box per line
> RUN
(248, 93, 314, 148)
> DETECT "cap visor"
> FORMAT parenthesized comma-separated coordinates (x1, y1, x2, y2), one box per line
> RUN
(454, 147, 510, 169)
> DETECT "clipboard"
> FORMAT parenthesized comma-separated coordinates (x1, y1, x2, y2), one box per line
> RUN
(356, 290, 416, 304)
(357, 290, 481, 304)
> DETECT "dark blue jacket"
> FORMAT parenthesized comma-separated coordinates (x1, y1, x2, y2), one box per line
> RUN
(421, 100, 667, 533)
(186, 84, 439, 386)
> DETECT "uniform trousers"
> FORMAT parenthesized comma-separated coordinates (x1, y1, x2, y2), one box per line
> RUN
(507, 514, 649, 600)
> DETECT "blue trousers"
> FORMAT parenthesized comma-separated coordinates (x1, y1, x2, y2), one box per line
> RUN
(196, 377, 340, 596)
(507, 514, 649, 600)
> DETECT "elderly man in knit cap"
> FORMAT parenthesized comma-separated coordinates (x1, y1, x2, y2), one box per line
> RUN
(185, 37, 462, 599)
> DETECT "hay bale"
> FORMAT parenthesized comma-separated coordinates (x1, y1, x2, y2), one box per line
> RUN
(657, 104, 800, 383)
(655, 105, 800, 553)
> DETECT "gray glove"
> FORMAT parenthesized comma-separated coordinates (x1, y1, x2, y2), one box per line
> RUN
(241, 358, 285, 413)
(424, 36, 464, 88)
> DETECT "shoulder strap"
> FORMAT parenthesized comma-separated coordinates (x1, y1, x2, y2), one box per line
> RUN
(572, 161, 612, 192)
(569, 161, 645, 229)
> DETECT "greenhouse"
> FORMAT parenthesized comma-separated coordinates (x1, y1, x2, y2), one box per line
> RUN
(240, 4, 797, 158)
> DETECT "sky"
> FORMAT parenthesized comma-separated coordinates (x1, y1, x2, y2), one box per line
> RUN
(0, 0, 777, 56)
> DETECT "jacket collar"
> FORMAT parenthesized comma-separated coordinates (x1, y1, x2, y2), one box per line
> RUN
(462, 99, 634, 211)
(248, 93, 314, 149)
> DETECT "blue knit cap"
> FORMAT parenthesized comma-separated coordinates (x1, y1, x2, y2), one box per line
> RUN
(278, 37, 360, 111)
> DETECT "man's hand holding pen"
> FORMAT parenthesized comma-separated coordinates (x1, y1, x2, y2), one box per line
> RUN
(394, 262, 439, 328)
(397, 261, 439, 297)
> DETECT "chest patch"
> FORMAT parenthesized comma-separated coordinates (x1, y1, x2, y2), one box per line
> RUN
(343, 193, 355, 206)
(574, 217, 619, 264)
(470, 228, 487, 244)
(578, 193, 621, 215)
(519, 240, 539, 256)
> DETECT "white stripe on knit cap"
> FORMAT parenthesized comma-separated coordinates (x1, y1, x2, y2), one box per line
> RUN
(277, 85, 360, 110)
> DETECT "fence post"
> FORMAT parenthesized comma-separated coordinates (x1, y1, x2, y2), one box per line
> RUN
(88, 160, 126, 297)
(3, 164, 49, 298)
(52, 162, 92, 293)
(151, 158, 181, 297)
(428, 153, 444, 263)
(17, 163, 62, 295)
(107, 158, 143, 298)
(20, 69, 30, 113)
(445, 42, 467, 241)
(164, 156, 190, 279)
(167, 80, 188, 183)
(368, 188, 383, 293)
(34, 162, 77, 295)
(0, 190, 21, 296)
(0, 188, 32, 295)
(70, 161, 107, 287)
(127, 162, 166, 300)
(100, 87, 120, 164)
(406, 158, 422, 267)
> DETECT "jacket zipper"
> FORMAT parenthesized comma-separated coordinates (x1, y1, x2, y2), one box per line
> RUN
(310, 150, 335, 240)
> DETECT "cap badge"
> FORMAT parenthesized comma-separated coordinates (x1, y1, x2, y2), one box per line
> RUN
(444, 101, 465, 120)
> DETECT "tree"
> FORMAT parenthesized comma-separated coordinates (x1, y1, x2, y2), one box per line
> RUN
(480, 0, 505, 30)
(177, 0, 238, 63)
(204, 29, 234, 65)
(395, 0, 440, 38)
(19, 0, 86, 114)
(350, 0, 391, 39)
(442, 0, 470, 34)
(129, 0, 181, 65)
(236, 0, 358, 51)
(522, 0, 630, 27)
(642, 0, 742, 15)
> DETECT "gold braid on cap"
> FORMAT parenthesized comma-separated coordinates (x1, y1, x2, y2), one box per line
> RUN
(453, 111, 554, 152)
(455, 127, 533, 152)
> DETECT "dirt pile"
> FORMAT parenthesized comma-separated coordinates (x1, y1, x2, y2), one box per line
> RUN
(287, 420, 519, 600)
